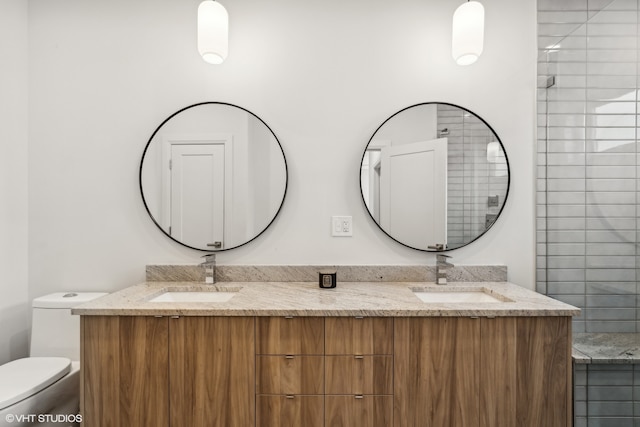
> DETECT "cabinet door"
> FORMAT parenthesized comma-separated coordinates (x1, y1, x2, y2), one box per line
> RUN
(394, 317, 480, 427)
(325, 395, 392, 427)
(257, 317, 324, 355)
(257, 355, 324, 395)
(516, 317, 571, 427)
(480, 317, 517, 427)
(169, 316, 255, 427)
(325, 317, 393, 355)
(325, 355, 393, 395)
(81, 316, 169, 427)
(257, 395, 323, 427)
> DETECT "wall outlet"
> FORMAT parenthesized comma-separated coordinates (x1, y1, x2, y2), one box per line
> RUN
(331, 216, 353, 237)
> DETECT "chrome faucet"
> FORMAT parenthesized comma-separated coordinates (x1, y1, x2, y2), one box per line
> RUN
(200, 253, 216, 284)
(434, 254, 454, 285)
(428, 244, 454, 285)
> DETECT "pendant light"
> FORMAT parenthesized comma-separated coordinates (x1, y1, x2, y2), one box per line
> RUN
(452, 0, 484, 66)
(197, 0, 228, 64)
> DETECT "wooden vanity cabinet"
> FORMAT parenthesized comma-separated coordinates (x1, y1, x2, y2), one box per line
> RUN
(81, 314, 572, 427)
(256, 317, 393, 427)
(394, 316, 572, 427)
(256, 317, 324, 427)
(324, 317, 394, 427)
(80, 316, 255, 427)
(394, 317, 480, 427)
(169, 316, 255, 427)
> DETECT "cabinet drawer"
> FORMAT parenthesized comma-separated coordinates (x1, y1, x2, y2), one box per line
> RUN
(325, 395, 392, 427)
(257, 395, 323, 427)
(325, 355, 393, 395)
(325, 317, 393, 355)
(257, 355, 324, 395)
(257, 317, 324, 355)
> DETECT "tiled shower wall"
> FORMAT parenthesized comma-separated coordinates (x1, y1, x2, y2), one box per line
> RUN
(438, 105, 508, 248)
(537, 0, 638, 334)
(537, 0, 640, 425)
(573, 364, 640, 426)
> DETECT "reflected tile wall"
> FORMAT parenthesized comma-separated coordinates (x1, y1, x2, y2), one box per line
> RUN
(438, 105, 508, 247)
(537, 0, 638, 335)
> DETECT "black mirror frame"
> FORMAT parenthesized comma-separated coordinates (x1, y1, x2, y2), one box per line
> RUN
(359, 101, 511, 252)
(139, 101, 289, 252)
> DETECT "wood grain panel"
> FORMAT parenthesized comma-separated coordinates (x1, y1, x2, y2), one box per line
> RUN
(81, 316, 120, 427)
(79, 317, 85, 423)
(394, 317, 480, 427)
(257, 395, 323, 427)
(325, 355, 393, 395)
(325, 395, 392, 427)
(257, 355, 324, 394)
(480, 317, 516, 427)
(516, 317, 571, 427)
(170, 316, 255, 427)
(118, 316, 169, 427)
(257, 317, 324, 355)
(325, 317, 393, 355)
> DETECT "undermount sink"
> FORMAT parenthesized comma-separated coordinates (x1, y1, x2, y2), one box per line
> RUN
(411, 287, 508, 304)
(149, 287, 240, 303)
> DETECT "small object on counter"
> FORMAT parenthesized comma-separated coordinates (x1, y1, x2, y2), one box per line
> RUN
(319, 271, 337, 289)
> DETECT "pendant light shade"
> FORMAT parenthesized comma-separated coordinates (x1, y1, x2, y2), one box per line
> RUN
(452, 1, 484, 66)
(198, 0, 228, 64)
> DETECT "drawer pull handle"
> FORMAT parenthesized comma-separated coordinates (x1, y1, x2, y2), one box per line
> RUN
(355, 395, 364, 399)
(284, 316, 294, 319)
(354, 355, 364, 359)
(170, 316, 180, 319)
(286, 395, 295, 399)
(354, 316, 364, 319)
(285, 355, 295, 359)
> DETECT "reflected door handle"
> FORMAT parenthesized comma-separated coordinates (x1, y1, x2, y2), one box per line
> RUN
(207, 241, 222, 248)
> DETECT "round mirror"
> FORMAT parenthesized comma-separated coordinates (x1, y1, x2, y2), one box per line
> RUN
(140, 102, 288, 251)
(360, 102, 510, 251)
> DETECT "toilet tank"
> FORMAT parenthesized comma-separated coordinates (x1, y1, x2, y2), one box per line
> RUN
(30, 292, 108, 360)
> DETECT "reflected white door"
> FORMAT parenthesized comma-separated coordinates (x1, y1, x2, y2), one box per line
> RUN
(170, 144, 225, 249)
(380, 138, 447, 249)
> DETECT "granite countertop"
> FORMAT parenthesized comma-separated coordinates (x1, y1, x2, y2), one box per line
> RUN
(72, 281, 580, 317)
(573, 333, 640, 364)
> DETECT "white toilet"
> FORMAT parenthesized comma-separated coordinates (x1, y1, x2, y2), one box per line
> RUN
(0, 292, 107, 427)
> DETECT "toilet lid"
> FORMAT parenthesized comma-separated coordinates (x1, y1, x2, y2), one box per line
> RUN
(0, 357, 71, 410)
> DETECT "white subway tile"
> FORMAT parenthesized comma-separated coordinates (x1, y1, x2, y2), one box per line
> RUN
(586, 179, 635, 191)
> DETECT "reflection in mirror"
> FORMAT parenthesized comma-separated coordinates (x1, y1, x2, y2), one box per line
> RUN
(360, 103, 509, 251)
(140, 102, 288, 251)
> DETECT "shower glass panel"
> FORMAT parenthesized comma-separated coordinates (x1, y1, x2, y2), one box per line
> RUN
(537, 0, 638, 334)
(537, 0, 639, 424)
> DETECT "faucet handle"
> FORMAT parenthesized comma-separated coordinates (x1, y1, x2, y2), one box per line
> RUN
(428, 243, 446, 251)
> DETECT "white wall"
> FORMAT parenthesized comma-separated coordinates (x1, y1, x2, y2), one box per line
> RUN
(27, 0, 537, 298)
(0, 0, 30, 363)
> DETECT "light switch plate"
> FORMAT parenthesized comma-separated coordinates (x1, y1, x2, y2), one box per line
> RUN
(331, 216, 353, 237)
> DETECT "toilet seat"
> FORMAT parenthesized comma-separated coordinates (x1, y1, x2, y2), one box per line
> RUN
(0, 357, 71, 410)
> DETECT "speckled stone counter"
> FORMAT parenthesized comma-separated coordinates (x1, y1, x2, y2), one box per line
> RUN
(145, 264, 508, 283)
(72, 281, 579, 317)
(573, 333, 640, 364)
